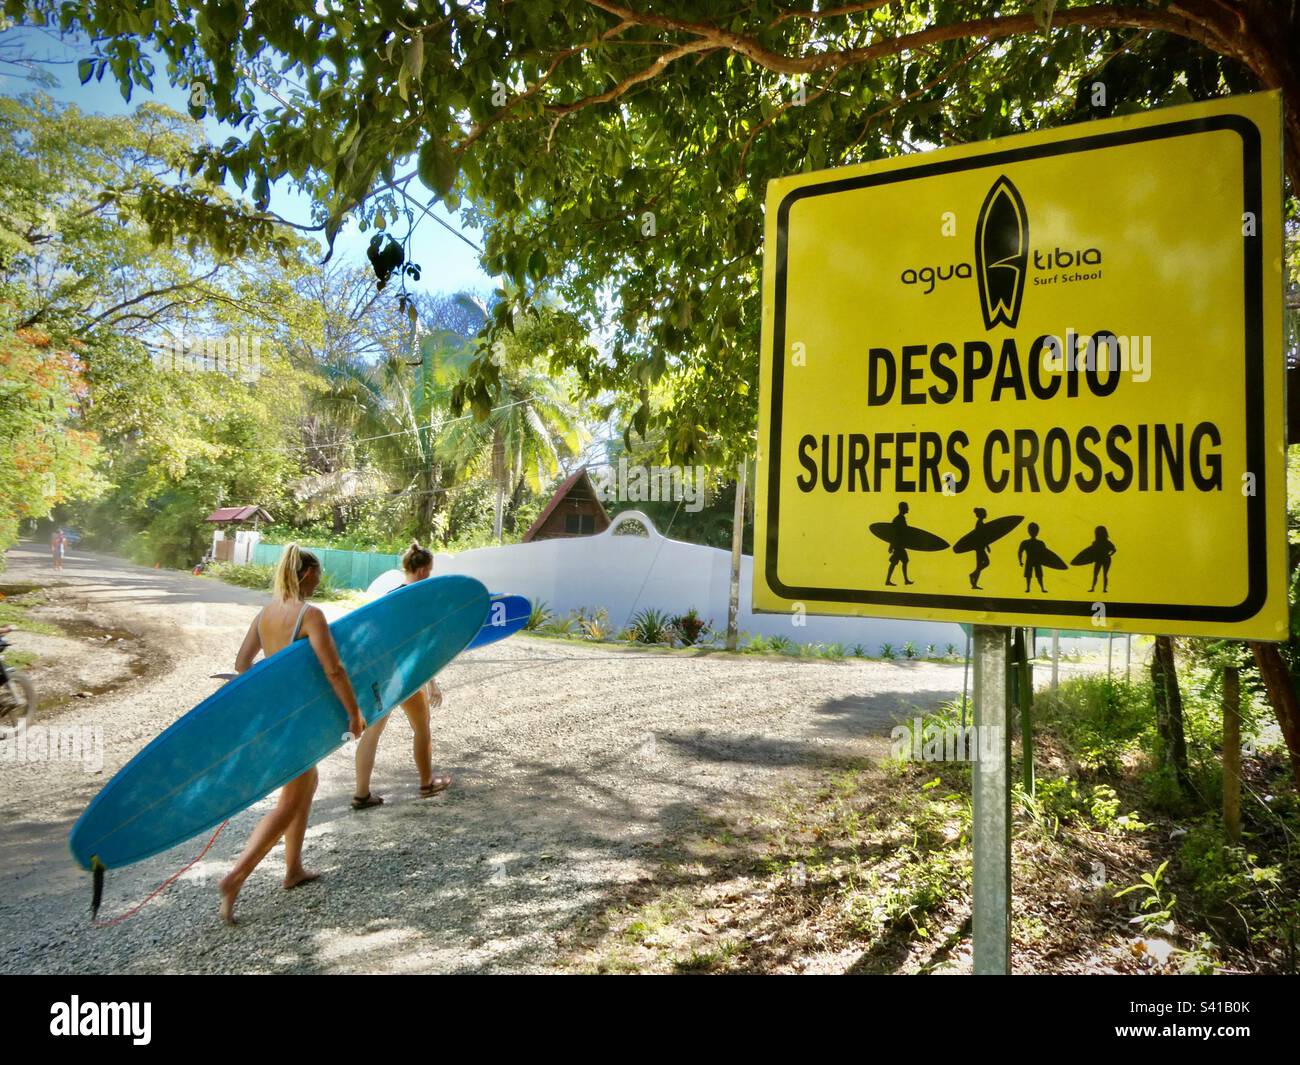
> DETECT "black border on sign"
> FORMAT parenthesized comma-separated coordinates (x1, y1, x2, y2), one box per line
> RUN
(765, 115, 1266, 622)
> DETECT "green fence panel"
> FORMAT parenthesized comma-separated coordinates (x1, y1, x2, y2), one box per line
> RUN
(246, 543, 406, 591)
(252, 542, 282, 567)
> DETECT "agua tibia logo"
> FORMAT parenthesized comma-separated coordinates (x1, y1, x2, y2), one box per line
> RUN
(49, 996, 151, 1045)
(975, 175, 1029, 330)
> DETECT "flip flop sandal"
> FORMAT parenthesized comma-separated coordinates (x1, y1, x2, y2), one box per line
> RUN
(420, 777, 452, 798)
(351, 792, 384, 810)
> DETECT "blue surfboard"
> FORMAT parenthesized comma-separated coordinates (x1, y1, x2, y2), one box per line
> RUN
(367, 570, 528, 652)
(465, 594, 531, 650)
(69, 575, 490, 872)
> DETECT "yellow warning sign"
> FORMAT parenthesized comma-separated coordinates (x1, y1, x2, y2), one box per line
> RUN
(754, 92, 1286, 639)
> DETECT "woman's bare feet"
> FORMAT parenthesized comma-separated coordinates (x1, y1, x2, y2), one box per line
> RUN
(283, 867, 320, 890)
(218, 872, 243, 924)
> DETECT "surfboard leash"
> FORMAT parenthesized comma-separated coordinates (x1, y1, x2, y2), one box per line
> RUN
(90, 820, 229, 927)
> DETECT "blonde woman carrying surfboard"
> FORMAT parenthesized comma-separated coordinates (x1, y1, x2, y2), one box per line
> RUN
(352, 540, 452, 809)
(219, 544, 365, 923)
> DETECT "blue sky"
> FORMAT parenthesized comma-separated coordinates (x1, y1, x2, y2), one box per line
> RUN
(0, 26, 496, 296)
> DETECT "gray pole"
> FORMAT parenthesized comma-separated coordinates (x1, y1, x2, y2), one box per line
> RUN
(726, 459, 747, 651)
(972, 625, 1011, 975)
(960, 630, 971, 728)
(1051, 629, 1060, 691)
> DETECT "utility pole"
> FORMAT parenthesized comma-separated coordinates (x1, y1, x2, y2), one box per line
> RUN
(726, 460, 747, 651)
(972, 626, 1011, 975)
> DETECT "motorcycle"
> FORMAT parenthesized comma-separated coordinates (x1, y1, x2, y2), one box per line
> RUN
(0, 625, 38, 727)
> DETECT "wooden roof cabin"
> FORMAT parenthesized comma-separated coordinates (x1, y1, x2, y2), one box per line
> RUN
(204, 505, 273, 527)
(522, 468, 610, 542)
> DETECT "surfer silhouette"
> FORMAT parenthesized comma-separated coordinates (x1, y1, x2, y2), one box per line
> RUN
(885, 502, 913, 586)
(1017, 522, 1066, 593)
(870, 502, 949, 585)
(1072, 526, 1118, 592)
(952, 509, 1023, 590)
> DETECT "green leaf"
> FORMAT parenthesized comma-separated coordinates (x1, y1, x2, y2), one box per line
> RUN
(418, 136, 456, 196)
(404, 33, 424, 86)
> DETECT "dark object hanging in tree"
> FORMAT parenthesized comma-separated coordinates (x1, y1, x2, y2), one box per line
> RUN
(367, 233, 405, 290)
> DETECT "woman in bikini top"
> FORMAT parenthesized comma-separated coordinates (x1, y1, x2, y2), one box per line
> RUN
(351, 540, 452, 809)
(217, 544, 364, 924)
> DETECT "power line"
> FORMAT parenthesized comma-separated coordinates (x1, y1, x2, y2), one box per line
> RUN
(270, 396, 537, 455)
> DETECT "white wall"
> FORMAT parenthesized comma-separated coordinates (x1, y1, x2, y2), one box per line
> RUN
(233, 529, 260, 565)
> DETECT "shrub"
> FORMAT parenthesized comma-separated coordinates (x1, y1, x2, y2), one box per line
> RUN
(673, 608, 708, 646)
(1034, 676, 1152, 775)
(879, 642, 895, 660)
(540, 612, 576, 637)
(630, 607, 673, 644)
(1179, 821, 1288, 948)
(202, 561, 348, 600)
(526, 600, 553, 631)
(577, 607, 610, 641)
(902, 641, 917, 659)
(204, 561, 272, 591)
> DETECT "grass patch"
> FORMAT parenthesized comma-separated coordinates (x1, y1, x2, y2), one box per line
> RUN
(201, 562, 351, 601)
(0, 590, 62, 637)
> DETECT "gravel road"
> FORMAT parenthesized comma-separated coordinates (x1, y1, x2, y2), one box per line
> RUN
(0, 542, 982, 974)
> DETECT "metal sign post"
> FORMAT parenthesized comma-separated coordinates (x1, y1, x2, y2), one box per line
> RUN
(972, 625, 1012, 975)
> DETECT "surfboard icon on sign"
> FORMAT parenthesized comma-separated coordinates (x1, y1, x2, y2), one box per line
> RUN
(975, 175, 1029, 329)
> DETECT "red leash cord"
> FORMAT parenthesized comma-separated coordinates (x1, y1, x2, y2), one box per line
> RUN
(92, 820, 230, 928)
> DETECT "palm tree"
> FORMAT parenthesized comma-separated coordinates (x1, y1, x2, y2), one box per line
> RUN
(436, 350, 585, 541)
(305, 286, 583, 544)
(315, 320, 484, 542)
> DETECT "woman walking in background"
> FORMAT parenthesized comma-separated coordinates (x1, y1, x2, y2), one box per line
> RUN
(50, 527, 66, 571)
(219, 544, 365, 923)
(352, 540, 452, 809)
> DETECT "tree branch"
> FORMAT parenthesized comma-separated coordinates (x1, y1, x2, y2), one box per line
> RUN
(81, 264, 224, 331)
(578, 1, 1215, 74)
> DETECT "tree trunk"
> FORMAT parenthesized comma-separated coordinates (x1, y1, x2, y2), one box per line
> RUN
(491, 432, 506, 543)
(435, 465, 456, 545)
(330, 503, 346, 534)
(1151, 635, 1191, 791)
(415, 465, 436, 543)
(1249, 641, 1300, 794)
(503, 473, 527, 534)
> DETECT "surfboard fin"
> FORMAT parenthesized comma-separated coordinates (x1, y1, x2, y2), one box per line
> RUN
(90, 855, 106, 920)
